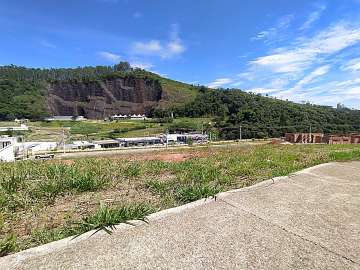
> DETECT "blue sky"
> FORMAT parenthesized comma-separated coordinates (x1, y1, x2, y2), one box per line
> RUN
(1, 0, 360, 108)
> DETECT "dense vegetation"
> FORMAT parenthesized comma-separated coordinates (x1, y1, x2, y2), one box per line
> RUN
(1, 64, 360, 139)
(0, 62, 132, 81)
(0, 63, 161, 121)
(0, 63, 197, 121)
(154, 87, 360, 139)
(0, 79, 48, 120)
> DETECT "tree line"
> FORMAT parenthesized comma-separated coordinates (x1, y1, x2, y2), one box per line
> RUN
(152, 87, 360, 139)
(0, 62, 161, 120)
(0, 62, 132, 81)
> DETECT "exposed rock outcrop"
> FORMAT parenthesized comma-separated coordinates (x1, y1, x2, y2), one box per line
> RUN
(46, 77, 163, 119)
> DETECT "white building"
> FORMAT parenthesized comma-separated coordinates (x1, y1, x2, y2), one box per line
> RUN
(0, 137, 18, 162)
(0, 124, 29, 132)
(44, 116, 86, 121)
(110, 114, 146, 121)
(69, 141, 101, 150)
(20, 142, 58, 153)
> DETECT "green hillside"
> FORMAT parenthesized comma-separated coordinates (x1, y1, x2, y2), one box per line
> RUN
(0, 64, 198, 120)
(1, 63, 360, 140)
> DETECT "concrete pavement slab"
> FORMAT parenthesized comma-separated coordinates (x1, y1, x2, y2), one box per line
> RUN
(1, 162, 359, 270)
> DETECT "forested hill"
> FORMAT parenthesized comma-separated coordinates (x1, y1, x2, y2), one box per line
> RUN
(1, 63, 360, 139)
(154, 87, 360, 139)
(0, 63, 197, 120)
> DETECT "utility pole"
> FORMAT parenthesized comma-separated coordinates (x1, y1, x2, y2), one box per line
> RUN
(239, 125, 242, 141)
(166, 129, 168, 149)
(62, 129, 66, 154)
(309, 124, 312, 144)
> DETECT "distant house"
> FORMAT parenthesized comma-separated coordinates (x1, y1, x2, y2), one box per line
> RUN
(109, 114, 146, 121)
(14, 118, 29, 124)
(109, 114, 128, 121)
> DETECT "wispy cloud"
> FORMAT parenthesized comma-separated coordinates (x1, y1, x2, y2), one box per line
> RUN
(247, 88, 279, 94)
(342, 57, 360, 72)
(130, 61, 153, 69)
(98, 51, 121, 63)
(208, 78, 233, 88)
(40, 40, 56, 49)
(132, 24, 186, 59)
(299, 4, 326, 30)
(251, 23, 360, 74)
(291, 65, 331, 90)
(232, 19, 360, 108)
(252, 14, 294, 42)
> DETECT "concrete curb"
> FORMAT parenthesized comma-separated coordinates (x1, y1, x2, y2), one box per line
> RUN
(0, 162, 334, 269)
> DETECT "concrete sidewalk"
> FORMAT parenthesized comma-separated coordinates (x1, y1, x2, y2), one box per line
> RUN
(1, 162, 360, 270)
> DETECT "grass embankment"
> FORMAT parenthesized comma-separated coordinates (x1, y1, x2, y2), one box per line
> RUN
(1, 144, 360, 256)
(3, 117, 211, 142)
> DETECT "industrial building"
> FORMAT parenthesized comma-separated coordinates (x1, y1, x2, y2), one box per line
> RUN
(92, 139, 120, 148)
(117, 137, 163, 147)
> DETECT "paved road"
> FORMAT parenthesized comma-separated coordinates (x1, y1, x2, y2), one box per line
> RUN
(54, 141, 266, 160)
(1, 162, 360, 270)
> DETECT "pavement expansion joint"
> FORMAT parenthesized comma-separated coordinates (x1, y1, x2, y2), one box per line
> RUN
(216, 197, 360, 267)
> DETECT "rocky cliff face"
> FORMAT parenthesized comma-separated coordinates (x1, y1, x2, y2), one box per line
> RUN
(46, 77, 163, 119)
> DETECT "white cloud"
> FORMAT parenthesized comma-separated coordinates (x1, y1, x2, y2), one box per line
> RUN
(342, 57, 360, 72)
(252, 23, 360, 74)
(208, 78, 233, 88)
(252, 14, 294, 42)
(133, 40, 162, 55)
(98, 51, 121, 63)
(299, 4, 326, 30)
(293, 65, 330, 89)
(248, 88, 279, 94)
(336, 77, 360, 87)
(132, 24, 185, 59)
(130, 61, 153, 69)
(40, 40, 56, 49)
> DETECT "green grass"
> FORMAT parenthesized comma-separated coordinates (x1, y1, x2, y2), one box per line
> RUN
(159, 78, 198, 106)
(2, 117, 212, 141)
(74, 203, 155, 235)
(1, 143, 360, 255)
(0, 234, 17, 257)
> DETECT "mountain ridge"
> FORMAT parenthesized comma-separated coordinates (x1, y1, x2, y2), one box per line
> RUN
(1, 63, 360, 139)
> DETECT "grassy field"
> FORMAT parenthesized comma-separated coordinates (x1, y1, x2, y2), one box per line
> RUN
(1, 143, 360, 256)
(0, 118, 212, 142)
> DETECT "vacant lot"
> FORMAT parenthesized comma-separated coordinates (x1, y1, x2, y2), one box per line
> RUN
(1, 143, 360, 256)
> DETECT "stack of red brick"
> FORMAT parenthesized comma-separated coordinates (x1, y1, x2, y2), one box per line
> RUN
(285, 133, 360, 144)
